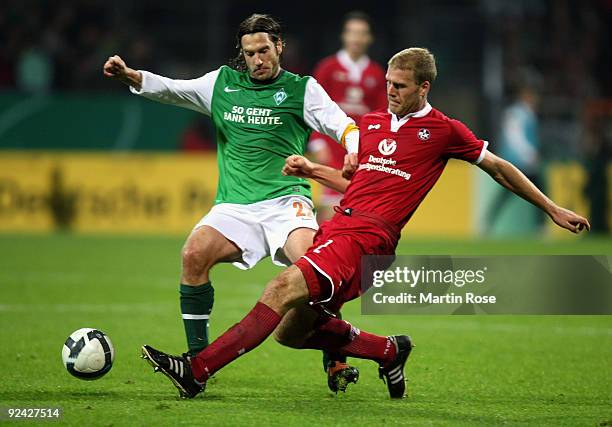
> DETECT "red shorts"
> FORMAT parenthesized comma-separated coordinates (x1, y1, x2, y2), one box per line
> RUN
(294, 212, 398, 313)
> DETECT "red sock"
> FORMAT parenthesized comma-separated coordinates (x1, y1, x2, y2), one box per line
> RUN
(303, 316, 355, 348)
(301, 317, 396, 365)
(190, 302, 281, 382)
(341, 330, 396, 365)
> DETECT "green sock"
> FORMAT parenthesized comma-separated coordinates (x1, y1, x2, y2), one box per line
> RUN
(180, 282, 214, 356)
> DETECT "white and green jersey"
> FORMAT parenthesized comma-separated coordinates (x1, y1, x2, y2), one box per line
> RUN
(131, 65, 355, 204)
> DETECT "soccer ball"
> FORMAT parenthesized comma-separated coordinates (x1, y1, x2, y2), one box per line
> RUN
(62, 328, 114, 380)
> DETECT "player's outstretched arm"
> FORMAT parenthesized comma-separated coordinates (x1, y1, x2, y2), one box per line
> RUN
(104, 55, 215, 115)
(103, 55, 143, 90)
(478, 151, 590, 234)
(282, 155, 350, 193)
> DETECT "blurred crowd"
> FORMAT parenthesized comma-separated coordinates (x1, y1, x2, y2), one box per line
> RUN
(1, 1, 609, 98)
(493, 0, 610, 158)
(484, 0, 611, 233)
(0, 0, 609, 232)
(0, 0, 155, 92)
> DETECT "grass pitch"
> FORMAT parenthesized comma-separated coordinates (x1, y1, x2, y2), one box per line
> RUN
(0, 234, 610, 426)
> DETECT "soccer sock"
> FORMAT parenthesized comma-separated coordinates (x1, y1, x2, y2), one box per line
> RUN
(190, 302, 281, 382)
(322, 311, 347, 371)
(303, 317, 396, 366)
(180, 283, 214, 356)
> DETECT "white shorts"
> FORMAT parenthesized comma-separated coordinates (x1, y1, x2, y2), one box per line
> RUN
(194, 195, 318, 270)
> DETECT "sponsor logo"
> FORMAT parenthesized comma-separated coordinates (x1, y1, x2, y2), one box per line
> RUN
(378, 138, 397, 156)
(368, 154, 396, 166)
(368, 123, 381, 130)
(360, 155, 411, 181)
(418, 128, 430, 141)
(273, 88, 288, 105)
(224, 86, 240, 93)
(223, 106, 283, 125)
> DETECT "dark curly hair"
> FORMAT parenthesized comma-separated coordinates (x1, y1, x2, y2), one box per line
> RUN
(229, 14, 284, 72)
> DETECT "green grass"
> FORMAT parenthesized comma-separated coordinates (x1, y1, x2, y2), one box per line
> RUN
(0, 234, 610, 426)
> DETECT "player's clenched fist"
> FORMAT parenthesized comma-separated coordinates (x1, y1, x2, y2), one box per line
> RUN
(342, 153, 358, 180)
(103, 55, 142, 89)
(103, 55, 127, 79)
(282, 155, 314, 178)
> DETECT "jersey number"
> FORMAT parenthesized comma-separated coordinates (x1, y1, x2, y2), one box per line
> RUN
(292, 201, 312, 218)
(313, 239, 334, 254)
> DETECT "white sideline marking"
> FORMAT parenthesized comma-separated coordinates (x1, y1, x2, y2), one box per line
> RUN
(0, 303, 173, 314)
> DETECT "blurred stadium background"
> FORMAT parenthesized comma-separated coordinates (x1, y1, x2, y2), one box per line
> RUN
(0, 0, 610, 238)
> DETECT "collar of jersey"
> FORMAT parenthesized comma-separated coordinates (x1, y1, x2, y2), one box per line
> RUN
(388, 102, 432, 132)
(336, 49, 370, 83)
(248, 69, 285, 85)
(388, 102, 432, 120)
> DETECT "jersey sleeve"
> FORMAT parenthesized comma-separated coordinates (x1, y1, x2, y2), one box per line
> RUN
(129, 69, 220, 116)
(445, 119, 489, 164)
(303, 78, 355, 144)
(308, 61, 338, 149)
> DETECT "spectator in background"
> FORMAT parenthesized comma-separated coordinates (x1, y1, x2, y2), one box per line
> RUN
(486, 84, 542, 232)
(16, 38, 53, 93)
(308, 11, 387, 221)
(180, 119, 216, 152)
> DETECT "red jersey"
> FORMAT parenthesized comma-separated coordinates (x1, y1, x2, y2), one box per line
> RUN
(295, 103, 487, 310)
(310, 50, 387, 169)
(340, 103, 488, 231)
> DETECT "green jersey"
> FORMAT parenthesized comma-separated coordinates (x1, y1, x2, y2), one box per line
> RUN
(211, 66, 310, 204)
(132, 66, 354, 204)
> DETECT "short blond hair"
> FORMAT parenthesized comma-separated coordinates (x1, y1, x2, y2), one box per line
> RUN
(388, 48, 437, 85)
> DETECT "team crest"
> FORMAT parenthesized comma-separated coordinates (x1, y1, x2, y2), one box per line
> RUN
(273, 88, 288, 105)
(418, 128, 430, 141)
(378, 138, 397, 156)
